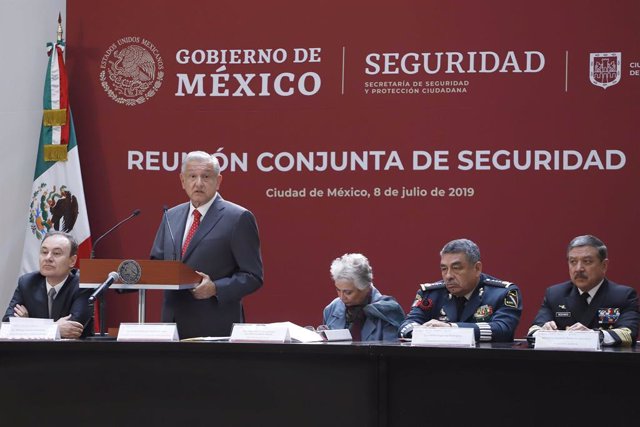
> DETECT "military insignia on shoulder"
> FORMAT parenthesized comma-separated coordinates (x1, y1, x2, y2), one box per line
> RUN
(420, 281, 444, 292)
(485, 278, 514, 288)
(474, 304, 494, 321)
(412, 294, 422, 307)
(504, 289, 519, 308)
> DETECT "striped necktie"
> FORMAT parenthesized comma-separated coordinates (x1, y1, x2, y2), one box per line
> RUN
(48, 287, 57, 318)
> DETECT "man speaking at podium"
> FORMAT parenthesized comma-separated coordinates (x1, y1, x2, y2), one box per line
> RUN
(150, 151, 263, 339)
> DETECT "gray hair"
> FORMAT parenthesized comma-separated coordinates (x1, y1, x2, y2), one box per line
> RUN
(440, 238, 481, 264)
(42, 230, 78, 256)
(567, 235, 608, 261)
(330, 253, 373, 291)
(181, 151, 221, 175)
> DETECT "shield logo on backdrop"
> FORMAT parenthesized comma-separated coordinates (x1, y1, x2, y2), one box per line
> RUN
(99, 36, 165, 106)
(589, 52, 621, 89)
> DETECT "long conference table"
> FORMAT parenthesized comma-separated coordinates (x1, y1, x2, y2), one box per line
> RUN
(1, 339, 638, 426)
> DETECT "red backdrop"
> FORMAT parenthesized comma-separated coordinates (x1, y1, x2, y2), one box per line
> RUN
(66, 0, 640, 337)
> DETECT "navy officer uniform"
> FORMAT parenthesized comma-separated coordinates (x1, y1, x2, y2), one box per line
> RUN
(528, 279, 639, 346)
(399, 273, 522, 342)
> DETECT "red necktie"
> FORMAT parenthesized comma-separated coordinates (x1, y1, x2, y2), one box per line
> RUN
(181, 209, 201, 258)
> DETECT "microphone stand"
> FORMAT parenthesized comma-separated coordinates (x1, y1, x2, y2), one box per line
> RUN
(87, 275, 109, 338)
(90, 209, 141, 259)
(85, 294, 115, 341)
(88, 255, 109, 338)
(99, 297, 107, 337)
(87, 209, 141, 339)
(163, 205, 178, 261)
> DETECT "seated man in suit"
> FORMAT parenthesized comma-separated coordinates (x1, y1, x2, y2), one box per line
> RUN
(151, 151, 263, 339)
(528, 235, 639, 346)
(3, 231, 92, 338)
(399, 238, 522, 342)
(323, 253, 405, 341)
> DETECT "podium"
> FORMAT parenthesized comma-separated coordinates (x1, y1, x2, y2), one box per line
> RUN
(80, 259, 200, 328)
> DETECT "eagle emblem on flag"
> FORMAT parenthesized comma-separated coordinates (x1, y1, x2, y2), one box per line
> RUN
(28, 183, 79, 240)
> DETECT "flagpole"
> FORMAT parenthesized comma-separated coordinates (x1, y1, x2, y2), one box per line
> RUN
(21, 14, 95, 337)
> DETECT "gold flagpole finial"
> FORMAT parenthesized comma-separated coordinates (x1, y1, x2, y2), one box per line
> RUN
(57, 13, 63, 43)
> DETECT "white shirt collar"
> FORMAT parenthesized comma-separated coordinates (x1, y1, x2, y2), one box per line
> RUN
(578, 279, 604, 300)
(188, 192, 218, 219)
(46, 276, 68, 297)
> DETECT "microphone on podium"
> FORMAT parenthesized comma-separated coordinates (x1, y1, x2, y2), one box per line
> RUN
(163, 205, 178, 261)
(90, 209, 141, 259)
(88, 271, 120, 304)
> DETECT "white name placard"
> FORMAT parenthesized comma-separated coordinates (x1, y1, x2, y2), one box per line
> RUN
(271, 322, 324, 343)
(322, 329, 352, 342)
(411, 326, 476, 347)
(117, 323, 179, 342)
(534, 330, 601, 351)
(0, 318, 60, 340)
(229, 323, 290, 343)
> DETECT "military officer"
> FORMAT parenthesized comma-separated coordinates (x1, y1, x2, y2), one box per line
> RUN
(399, 238, 522, 342)
(528, 235, 639, 346)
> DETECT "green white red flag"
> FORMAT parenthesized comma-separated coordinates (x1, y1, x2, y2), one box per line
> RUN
(21, 17, 92, 273)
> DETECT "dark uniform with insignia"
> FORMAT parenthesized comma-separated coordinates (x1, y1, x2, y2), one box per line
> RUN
(399, 273, 522, 342)
(528, 279, 639, 346)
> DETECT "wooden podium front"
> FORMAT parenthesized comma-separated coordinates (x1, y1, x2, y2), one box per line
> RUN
(80, 259, 200, 324)
(80, 259, 200, 290)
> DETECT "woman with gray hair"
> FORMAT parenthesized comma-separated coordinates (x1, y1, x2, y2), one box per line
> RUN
(323, 253, 405, 341)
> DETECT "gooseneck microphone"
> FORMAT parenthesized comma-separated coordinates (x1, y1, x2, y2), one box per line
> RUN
(163, 205, 178, 261)
(88, 271, 120, 303)
(90, 209, 141, 259)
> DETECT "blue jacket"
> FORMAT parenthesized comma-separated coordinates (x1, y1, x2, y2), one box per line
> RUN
(399, 273, 522, 342)
(323, 285, 405, 342)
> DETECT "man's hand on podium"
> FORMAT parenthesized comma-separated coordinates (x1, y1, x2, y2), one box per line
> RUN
(191, 271, 217, 299)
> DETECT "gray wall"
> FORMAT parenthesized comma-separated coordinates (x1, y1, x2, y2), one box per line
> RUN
(0, 1, 67, 313)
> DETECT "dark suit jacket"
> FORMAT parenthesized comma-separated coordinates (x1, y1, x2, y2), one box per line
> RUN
(150, 194, 263, 339)
(529, 279, 639, 346)
(3, 269, 93, 338)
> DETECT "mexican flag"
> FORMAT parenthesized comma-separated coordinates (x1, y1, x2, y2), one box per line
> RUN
(21, 20, 92, 273)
